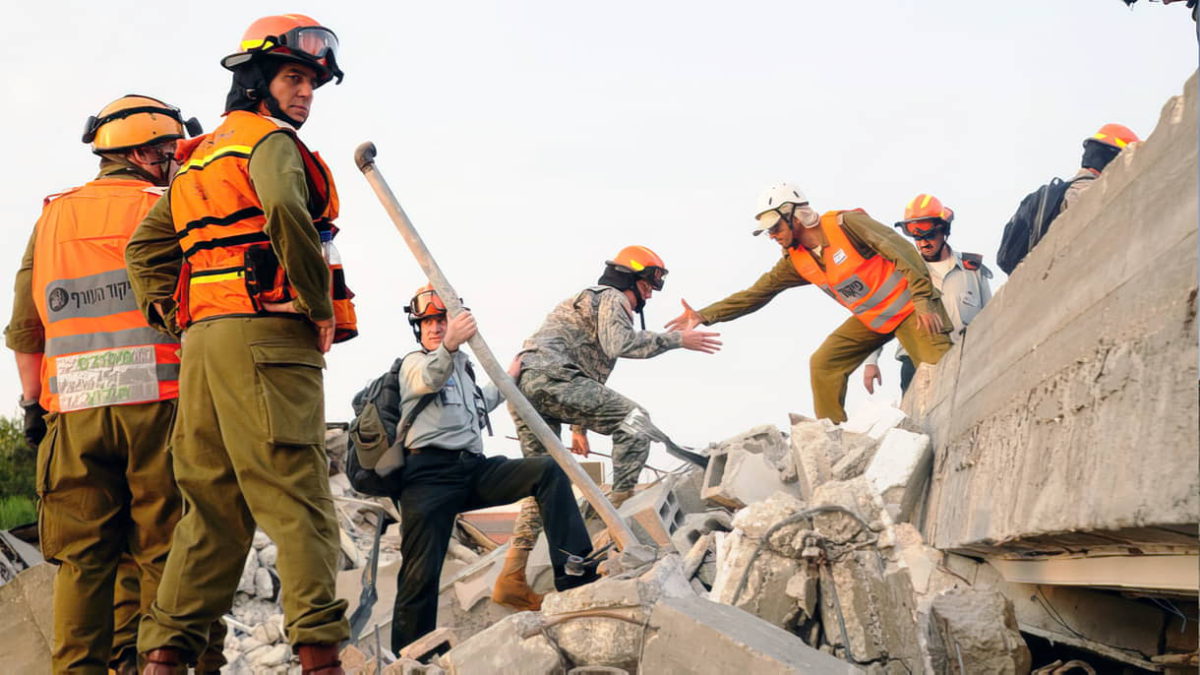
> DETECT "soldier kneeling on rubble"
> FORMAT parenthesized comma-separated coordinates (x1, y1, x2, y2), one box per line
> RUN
(390, 285, 598, 652)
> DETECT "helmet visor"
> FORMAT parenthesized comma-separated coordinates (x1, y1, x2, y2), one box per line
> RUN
(643, 266, 667, 291)
(753, 210, 782, 236)
(407, 289, 447, 320)
(896, 218, 944, 240)
(287, 26, 339, 62)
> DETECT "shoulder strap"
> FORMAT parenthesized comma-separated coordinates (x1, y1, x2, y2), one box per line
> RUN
(462, 359, 494, 436)
(396, 392, 437, 449)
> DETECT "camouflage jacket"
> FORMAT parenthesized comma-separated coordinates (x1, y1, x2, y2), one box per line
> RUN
(519, 285, 683, 383)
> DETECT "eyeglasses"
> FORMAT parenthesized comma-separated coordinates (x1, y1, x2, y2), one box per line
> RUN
(895, 218, 946, 240)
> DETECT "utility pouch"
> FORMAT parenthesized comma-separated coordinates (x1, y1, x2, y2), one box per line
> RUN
(244, 244, 292, 307)
(331, 265, 359, 343)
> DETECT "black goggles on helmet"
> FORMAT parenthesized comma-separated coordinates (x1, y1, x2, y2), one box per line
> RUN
(641, 266, 667, 291)
(894, 218, 947, 240)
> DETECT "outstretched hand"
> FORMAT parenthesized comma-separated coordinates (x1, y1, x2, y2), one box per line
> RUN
(665, 299, 703, 332)
(680, 328, 722, 354)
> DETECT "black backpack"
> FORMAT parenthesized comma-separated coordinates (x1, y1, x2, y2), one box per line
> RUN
(345, 355, 434, 497)
(996, 177, 1080, 275)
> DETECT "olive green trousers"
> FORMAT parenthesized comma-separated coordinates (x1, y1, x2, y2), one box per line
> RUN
(37, 400, 180, 674)
(810, 306, 952, 423)
(138, 317, 348, 661)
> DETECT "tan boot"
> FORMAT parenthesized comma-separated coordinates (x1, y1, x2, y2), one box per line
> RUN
(491, 545, 544, 611)
(608, 489, 635, 509)
(297, 643, 344, 675)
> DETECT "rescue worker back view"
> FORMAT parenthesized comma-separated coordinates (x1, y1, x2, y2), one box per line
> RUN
(125, 14, 355, 675)
(4, 94, 226, 674)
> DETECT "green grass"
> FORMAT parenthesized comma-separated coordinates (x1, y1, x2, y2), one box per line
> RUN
(0, 495, 36, 530)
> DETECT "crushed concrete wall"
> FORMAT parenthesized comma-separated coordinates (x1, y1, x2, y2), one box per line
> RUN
(906, 72, 1200, 555)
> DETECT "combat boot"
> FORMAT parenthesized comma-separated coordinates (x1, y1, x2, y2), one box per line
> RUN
(297, 643, 344, 675)
(491, 545, 544, 611)
(608, 489, 634, 509)
(142, 647, 184, 675)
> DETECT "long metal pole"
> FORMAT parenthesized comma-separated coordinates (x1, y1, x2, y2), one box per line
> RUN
(354, 141, 639, 552)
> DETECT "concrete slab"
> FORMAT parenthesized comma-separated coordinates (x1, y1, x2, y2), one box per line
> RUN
(642, 594, 863, 674)
(863, 428, 931, 522)
(0, 563, 56, 674)
(928, 589, 1030, 675)
(439, 612, 561, 675)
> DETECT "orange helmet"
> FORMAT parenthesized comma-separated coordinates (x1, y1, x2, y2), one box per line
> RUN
(608, 245, 668, 290)
(82, 95, 202, 154)
(894, 193, 954, 239)
(222, 14, 343, 86)
(1087, 123, 1139, 150)
(405, 284, 448, 324)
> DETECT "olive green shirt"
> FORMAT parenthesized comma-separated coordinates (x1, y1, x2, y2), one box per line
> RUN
(697, 211, 943, 325)
(5, 158, 156, 353)
(126, 128, 333, 336)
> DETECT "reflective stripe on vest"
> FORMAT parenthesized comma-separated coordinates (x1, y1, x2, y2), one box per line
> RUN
(31, 178, 181, 412)
(170, 111, 340, 326)
(787, 210, 916, 334)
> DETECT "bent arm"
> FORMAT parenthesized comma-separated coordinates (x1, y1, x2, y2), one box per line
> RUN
(249, 133, 333, 322)
(400, 347, 456, 396)
(126, 193, 184, 335)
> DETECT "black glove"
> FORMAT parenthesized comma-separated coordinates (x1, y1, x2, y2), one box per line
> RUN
(20, 398, 47, 449)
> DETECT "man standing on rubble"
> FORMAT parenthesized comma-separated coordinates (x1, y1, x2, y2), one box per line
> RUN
(494, 246, 722, 610)
(125, 14, 356, 675)
(389, 285, 598, 650)
(666, 184, 952, 424)
(3, 94, 228, 674)
(862, 194, 993, 394)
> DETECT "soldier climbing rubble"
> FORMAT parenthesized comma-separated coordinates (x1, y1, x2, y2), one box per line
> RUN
(496, 245, 722, 610)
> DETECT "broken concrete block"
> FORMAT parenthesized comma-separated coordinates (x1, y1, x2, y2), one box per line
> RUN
(435, 545, 515, 646)
(0, 531, 43, 586)
(642, 594, 862, 674)
(669, 509, 733, 555)
(819, 551, 921, 671)
(541, 555, 695, 671)
(704, 426, 800, 509)
(616, 473, 702, 547)
(439, 612, 562, 675)
(566, 667, 630, 674)
(789, 417, 840, 498)
(383, 659, 445, 675)
(237, 549, 259, 595)
(0, 563, 55, 674)
(830, 430, 879, 481)
(709, 493, 812, 627)
(842, 399, 908, 440)
(928, 588, 1031, 674)
(785, 567, 820, 620)
(864, 428, 932, 522)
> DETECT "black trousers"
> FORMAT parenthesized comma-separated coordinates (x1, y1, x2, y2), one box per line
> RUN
(391, 450, 593, 650)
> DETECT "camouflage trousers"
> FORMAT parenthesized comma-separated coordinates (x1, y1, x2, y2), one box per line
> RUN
(508, 366, 651, 550)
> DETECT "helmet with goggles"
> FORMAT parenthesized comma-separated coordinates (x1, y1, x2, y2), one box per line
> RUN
(753, 182, 808, 235)
(404, 284, 467, 342)
(222, 14, 344, 86)
(895, 193, 954, 239)
(82, 94, 203, 155)
(607, 245, 668, 291)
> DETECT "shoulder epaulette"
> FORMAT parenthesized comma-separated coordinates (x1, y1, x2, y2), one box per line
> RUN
(960, 252, 993, 278)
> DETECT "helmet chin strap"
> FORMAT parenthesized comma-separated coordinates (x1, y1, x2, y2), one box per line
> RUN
(264, 94, 305, 129)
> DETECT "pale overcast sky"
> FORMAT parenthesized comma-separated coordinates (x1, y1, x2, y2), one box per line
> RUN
(2, 2, 1195, 478)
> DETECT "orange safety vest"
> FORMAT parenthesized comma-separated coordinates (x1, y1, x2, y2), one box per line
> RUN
(788, 210, 915, 334)
(169, 110, 357, 341)
(31, 179, 180, 413)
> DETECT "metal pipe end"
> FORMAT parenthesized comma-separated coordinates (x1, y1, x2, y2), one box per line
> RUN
(354, 141, 378, 173)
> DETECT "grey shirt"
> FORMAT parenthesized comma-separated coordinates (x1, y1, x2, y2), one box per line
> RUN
(399, 345, 504, 453)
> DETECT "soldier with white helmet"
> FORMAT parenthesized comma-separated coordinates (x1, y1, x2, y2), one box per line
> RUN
(667, 183, 952, 423)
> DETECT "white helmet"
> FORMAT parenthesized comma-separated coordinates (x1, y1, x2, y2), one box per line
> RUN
(752, 182, 808, 235)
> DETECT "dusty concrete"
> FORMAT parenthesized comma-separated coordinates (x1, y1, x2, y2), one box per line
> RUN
(439, 612, 562, 675)
(927, 589, 1031, 674)
(641, 594, 863, 674)
(703, 425, 798, 509)
(907, 72, 1200, 556)
(0, 563, 55, 674)
(863, 428, 930, 523)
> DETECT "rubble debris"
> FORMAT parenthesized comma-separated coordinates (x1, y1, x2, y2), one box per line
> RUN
(398, 626, 458, 662)
(702, 424, 799, 509)
(0, 531, 43, 587)
(437, 612, 563, 674)
(669, 509, 732, 557)
(863, 428, 931, 522)
(927, 588, 1031, 674)
(0, 563, 55, 674)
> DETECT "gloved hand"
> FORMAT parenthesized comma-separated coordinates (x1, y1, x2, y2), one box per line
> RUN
(20, 398, 47, 449)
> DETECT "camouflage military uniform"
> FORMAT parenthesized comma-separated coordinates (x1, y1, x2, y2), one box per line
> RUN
(509, 286, 682, 549)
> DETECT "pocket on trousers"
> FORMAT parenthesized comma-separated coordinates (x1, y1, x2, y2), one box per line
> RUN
(36, 415, 60, 560)
(250, 343, 326, 446)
